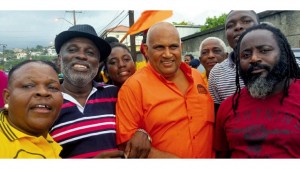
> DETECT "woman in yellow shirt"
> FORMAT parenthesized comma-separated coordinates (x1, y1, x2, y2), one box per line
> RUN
(0, 60, 63, 158)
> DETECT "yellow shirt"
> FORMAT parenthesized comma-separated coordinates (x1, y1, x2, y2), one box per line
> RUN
(0, 112, 62, 158)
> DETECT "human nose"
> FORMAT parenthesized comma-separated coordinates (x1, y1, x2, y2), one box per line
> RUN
(35, 86, 50, 97)
(207, 51, 216, 58)
(75, 50, 88, 60)
(250, 51, 261, 63)
(118, 59, 126, 68)
(234, 22, 244, 32)
(162, 48, 172, 57)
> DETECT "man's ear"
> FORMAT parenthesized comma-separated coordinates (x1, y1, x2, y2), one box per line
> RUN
(3, 88, 10, 105)
(57, 55, 62, 72)
(224, 52, 229, 59)
(143, 44, 149, 58)
(199, 56, 203, 65)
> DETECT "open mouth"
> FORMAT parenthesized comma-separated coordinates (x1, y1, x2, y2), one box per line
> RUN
(73, 64, 88, 71)
(31, 104, 52, 113)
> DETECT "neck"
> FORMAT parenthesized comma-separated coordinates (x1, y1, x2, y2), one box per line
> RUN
(61, 80, 93, 106)
(271, 78, 291, 96)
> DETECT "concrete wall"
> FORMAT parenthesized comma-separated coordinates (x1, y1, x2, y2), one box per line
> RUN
(181, 10, 300, 59)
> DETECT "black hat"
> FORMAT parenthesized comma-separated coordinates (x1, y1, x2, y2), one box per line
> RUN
(55, 24, 111, 62)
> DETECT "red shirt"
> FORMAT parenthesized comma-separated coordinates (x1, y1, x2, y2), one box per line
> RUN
(214, 80, 300, 158)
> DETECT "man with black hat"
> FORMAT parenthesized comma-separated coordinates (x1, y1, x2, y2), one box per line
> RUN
(49, 24, 149, 158)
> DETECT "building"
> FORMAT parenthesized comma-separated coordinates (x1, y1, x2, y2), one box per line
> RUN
(100, 25, 143, 51)
(175, 25, 201, 38)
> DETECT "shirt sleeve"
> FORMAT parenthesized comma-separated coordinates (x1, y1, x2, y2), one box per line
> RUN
(208, 65, 222, 104)
(213, 99, 230, 152)
(116, 81, 144, 145)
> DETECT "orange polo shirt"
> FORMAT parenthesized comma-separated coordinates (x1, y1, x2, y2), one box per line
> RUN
(116, 63, 215, 158)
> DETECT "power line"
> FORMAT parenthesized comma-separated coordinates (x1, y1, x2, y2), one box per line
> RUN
(101, 12, 129, 37)
(97, 10, 127, 35)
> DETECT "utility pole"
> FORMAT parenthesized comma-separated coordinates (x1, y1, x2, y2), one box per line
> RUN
(66, 10, 82, 25)
(0, 44, 7, 70)
(128, 10, 137, 62)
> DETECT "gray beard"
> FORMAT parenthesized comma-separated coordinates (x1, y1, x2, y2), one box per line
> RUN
(247, 77, 275, 99)
(61, 62, 98, 88)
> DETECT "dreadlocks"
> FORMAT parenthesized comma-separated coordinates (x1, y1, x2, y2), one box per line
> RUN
(232, 23, 300, 114)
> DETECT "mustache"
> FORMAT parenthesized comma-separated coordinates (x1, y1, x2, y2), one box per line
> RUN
(247, 63, 271, 74)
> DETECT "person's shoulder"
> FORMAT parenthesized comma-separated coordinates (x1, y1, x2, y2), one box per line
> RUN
(0, 70, 7, 79)
(210, 59, 231, 78)
(96, 82, 119, 94)
(126, 65, 152, 83)
(191, 67, 202, 75)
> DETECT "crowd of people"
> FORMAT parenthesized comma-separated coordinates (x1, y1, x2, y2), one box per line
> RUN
(1, 10, 300, 158)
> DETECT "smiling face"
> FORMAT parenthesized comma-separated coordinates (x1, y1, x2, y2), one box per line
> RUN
(225, 10, 259, 49)
(59, 37, 100, 87)
(144, 22, 182, 80)
(200, 39, 227, 75)
(184, 55, 192, 65)
(105, 46, 136, 87)
(239, 29, 287, 98)
(4, 62, 63, 137)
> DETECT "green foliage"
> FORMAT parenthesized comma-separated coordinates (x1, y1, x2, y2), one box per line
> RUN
(172, 21, 194, 25)
(2, 55, 56, 71)
(1, 45, 56, 72)
(200, 13, 228, 31)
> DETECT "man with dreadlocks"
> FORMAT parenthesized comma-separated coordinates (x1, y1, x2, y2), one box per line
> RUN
(214, 23, 300, 158)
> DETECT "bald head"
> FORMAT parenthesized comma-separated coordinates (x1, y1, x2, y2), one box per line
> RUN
(146, 22, 181, 45)
(143, 22, 183, 80)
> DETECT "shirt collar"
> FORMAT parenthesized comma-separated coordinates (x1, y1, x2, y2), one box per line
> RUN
(0, 112, 55, 142)
(228, 51, 236, 67)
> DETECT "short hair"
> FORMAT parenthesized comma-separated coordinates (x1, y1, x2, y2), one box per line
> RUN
(199, 37, 227, 56)
(104, 42, 132, 66)
(184, 54, 194, 60)
(104, 36, 119, 44)
(8, 60, 59, 85)
(226, 10, 260, 27)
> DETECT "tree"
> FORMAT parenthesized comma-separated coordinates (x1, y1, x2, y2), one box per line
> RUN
(200, 13, 227, 31)
(172, 21, 194, 25)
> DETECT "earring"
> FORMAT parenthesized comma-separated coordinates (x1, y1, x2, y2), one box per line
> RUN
(4, 103, 9, 110)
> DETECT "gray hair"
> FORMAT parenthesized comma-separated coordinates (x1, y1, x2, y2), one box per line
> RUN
(199, 37, 227, 57)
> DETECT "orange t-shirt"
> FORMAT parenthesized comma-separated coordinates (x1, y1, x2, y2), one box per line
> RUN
(116, 63, 215, 158)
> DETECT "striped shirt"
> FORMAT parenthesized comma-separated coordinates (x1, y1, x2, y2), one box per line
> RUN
(208, 52, 244, 104)
(50, 82, 119, 158)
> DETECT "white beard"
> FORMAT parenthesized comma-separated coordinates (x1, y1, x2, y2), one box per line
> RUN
(247, 77, 274, 99)
(61, 62, 98, 87)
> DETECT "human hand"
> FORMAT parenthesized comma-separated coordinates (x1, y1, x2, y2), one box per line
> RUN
(94, 150, 125, 158)
(124, 130, 151, 158)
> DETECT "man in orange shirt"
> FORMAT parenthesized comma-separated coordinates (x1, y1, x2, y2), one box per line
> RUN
(116, 22, 215, 158)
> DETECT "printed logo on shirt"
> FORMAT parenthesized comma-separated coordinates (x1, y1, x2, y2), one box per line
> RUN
(197, 84, 207, 94)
